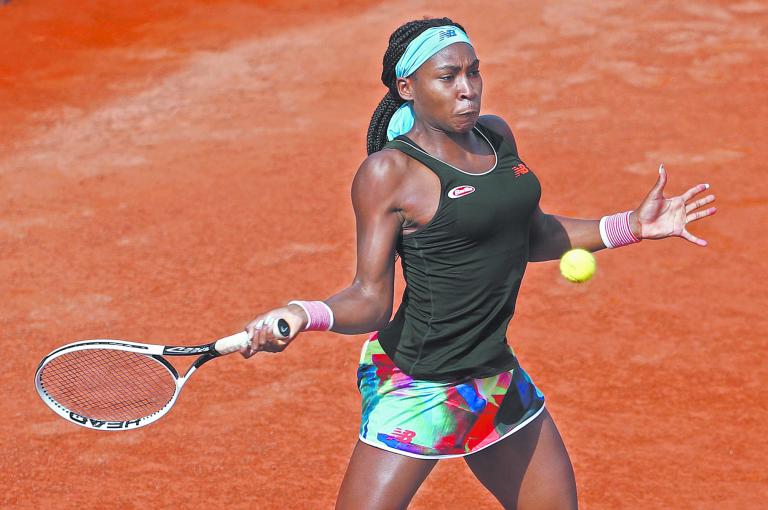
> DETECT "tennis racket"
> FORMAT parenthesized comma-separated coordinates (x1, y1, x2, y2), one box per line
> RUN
(34, 319, 290, 431)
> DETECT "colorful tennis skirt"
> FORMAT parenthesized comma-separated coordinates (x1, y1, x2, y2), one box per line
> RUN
(357, 334, 546, 459)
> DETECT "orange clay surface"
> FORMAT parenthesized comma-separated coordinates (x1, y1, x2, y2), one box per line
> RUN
(2, 1, 766, 508)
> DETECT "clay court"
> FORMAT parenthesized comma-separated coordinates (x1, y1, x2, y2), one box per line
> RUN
(2, 1, 766, 508)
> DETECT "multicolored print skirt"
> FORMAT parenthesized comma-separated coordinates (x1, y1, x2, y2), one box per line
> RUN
(357, 334, 546, 459)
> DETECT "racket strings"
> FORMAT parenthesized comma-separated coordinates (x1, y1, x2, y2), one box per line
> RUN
(39, 349, 177, 421)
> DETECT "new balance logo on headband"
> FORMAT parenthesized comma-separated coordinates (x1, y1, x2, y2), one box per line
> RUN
(438, 29, 457, 41)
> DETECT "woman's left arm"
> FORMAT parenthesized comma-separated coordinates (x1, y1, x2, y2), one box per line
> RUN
(528, 164, 717, 262)
(527, 210, 602, 262)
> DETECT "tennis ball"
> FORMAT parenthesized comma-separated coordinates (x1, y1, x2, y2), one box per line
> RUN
(559, 249, 596, 283)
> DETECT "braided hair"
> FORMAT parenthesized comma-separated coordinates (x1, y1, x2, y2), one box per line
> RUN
(366, 17, 467, 155)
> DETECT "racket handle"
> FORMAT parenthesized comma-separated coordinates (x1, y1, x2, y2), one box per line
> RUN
(273, 318, 291, 339)
(213, 319, 291, 355)
(214, 331, 250, 355)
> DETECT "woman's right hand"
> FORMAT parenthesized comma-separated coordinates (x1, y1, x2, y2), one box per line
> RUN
(242, 304, 308, 358)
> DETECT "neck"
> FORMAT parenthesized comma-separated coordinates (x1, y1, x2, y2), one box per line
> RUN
(408, 119, 477, 152)
(408, 118, 481, 158)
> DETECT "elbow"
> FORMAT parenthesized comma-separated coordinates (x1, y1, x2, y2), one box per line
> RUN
(333, 306, 390, 335)
(357, 280, 393, 330)
(340, 278, 393, 333)
(368, 303, 393, 331)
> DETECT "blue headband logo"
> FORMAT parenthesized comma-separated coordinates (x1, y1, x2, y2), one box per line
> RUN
(438, 29, 457, 41)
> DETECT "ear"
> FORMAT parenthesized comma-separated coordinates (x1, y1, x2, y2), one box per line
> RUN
(396, 77, 415, 102)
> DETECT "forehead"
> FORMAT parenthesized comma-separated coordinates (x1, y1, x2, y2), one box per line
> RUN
(421, 43, 478, 71)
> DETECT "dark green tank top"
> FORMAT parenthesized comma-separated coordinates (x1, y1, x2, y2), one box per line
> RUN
(377, 122, 541, 381)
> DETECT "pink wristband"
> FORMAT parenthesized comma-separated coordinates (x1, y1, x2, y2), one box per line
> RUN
(288, 300, 334, 331)
(599, 211, 641, 249)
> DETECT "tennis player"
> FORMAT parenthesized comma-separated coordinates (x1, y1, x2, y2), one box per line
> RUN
(243, 18, 716, 509)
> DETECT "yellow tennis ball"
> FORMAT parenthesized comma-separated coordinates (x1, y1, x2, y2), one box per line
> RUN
(559, 248, 596, 283)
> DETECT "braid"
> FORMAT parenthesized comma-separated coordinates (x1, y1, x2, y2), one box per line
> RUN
(366, 93, 402, 156)
(366, 17, 467, 155)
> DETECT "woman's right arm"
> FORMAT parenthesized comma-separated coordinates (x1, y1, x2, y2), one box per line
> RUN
(244, 152, 404, 354)
(325, 152, 404, 334)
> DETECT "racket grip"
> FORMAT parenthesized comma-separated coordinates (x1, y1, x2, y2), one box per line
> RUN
(273, 318, 291, 339)
(213, 319, 291, 355)
(213, 331, 251, 355)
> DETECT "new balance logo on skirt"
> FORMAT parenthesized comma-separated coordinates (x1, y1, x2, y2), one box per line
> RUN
(387, 428, 416, 444)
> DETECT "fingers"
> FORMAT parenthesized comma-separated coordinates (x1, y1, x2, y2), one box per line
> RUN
(686, 204, 717, 223)
(649, 163, 667, 197)
(242, 314, 290, 358)
(680, 183, 710, 202)
(251, 318, 269, 355)
(685, 194, 715, 214)
(681, 227, 708, 247)
(681, 189, 716, 242)
(241, 320, 261, 358)
(679, 190, 715, 246)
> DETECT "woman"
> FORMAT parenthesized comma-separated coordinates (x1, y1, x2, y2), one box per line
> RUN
(242, 18, 716, 510)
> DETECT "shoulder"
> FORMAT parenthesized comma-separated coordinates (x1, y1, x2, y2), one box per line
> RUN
(353, 148, 409, 188)
(478, 114, 519, 153)
(351, 148, 411, 208)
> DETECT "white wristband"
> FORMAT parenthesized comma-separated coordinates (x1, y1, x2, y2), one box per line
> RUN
(600, 211, 641, 249)
(599, 215, 614, 249)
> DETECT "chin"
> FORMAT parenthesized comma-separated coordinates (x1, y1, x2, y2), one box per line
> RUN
(454, 118, 477, 133)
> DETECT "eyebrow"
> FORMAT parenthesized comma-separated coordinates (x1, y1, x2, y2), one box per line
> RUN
(433, 59, 480, 72)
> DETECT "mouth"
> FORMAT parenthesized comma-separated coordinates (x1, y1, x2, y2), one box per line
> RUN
(456, 110, 479, 116)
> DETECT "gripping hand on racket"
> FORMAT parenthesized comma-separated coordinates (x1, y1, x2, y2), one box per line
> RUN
(243, 304, 307, 356)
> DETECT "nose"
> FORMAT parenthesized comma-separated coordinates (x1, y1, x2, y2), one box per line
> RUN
(457, 75, 478, 102)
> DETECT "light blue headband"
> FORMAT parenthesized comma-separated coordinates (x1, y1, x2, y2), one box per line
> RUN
(387, 25, 473, 141)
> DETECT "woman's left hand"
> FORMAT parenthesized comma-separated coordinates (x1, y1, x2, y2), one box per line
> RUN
(242, 304, 308, 357)
(634, 164, 717, 246)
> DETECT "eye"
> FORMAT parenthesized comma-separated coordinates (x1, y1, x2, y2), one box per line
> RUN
(439, 75, 454, 81)
(469, 69, 481, 77)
